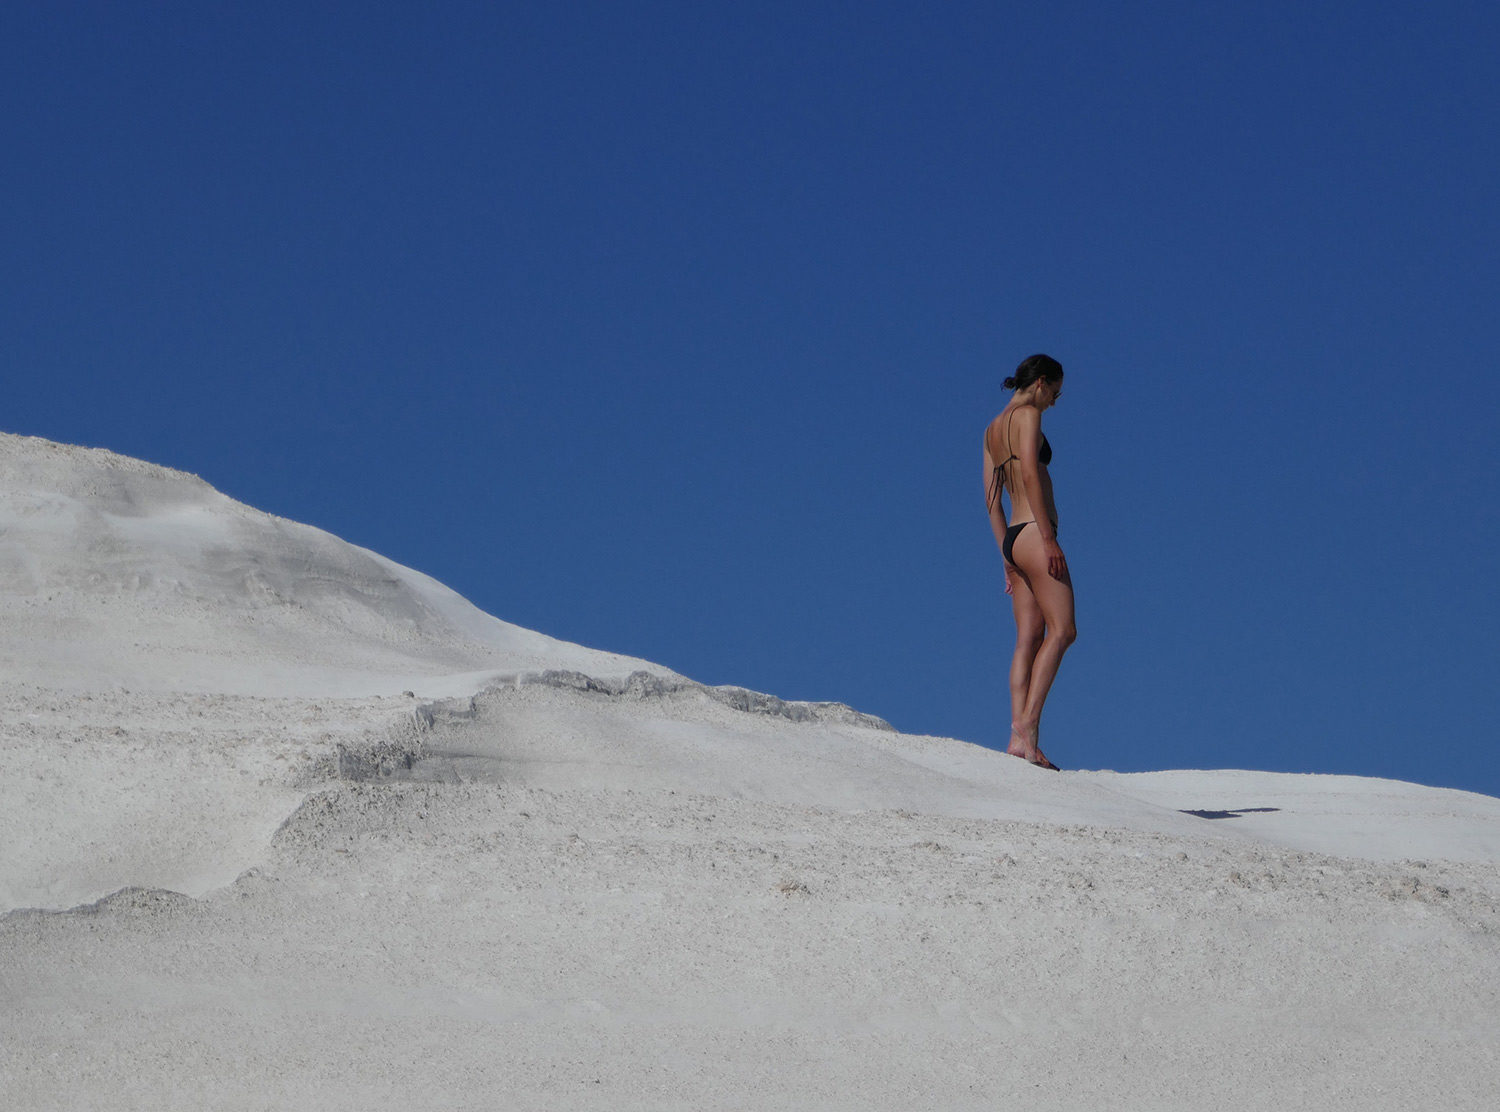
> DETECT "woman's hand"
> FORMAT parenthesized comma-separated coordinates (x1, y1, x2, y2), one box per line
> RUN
(1043, 538, 1070, 584)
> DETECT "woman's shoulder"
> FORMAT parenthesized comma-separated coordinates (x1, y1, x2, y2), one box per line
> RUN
(988, 402, 1036, 424)
(1007, 402, 1041, 428)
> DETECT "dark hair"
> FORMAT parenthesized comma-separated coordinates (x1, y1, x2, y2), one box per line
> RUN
(1003, 353, 1064, 391)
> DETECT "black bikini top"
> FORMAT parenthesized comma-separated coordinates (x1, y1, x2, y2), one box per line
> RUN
(1011, 433, 1052, 468)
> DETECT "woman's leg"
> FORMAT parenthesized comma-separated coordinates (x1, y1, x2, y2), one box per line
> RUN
(1007, 565, 1046, 759)
(1009, 529, 1077, 764)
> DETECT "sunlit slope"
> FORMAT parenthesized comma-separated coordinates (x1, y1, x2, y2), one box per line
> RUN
(2, 428, 1497, 921)
(0, 432, 664, 695)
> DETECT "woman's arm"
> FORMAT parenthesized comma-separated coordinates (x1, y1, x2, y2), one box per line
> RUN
(982, 431, 1015, 593)
(981, 438, 1006, 545)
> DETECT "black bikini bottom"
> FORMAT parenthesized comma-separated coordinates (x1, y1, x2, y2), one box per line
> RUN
(1003, 520, 1058, 568)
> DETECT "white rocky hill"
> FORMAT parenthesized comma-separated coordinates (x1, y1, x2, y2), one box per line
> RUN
(0, 432, 662, 697)
(2, 431, 1497, 1111)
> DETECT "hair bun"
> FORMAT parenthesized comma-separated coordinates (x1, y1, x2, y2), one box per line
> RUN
(1007, 354, 1063, 393)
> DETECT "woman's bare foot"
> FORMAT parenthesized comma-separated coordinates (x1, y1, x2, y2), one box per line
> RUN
(1007, 720, 1059, 770)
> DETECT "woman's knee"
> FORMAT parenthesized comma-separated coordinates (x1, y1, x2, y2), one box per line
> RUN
(1050, 622, 1077, 649)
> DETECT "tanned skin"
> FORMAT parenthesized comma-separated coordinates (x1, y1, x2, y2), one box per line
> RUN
(982, 373, 1075, 769)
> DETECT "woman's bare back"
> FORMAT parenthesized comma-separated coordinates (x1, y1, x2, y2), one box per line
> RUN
(983, 404, 1055, 529)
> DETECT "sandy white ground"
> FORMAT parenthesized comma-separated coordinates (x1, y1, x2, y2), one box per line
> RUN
(2, 432, 1497, 1110)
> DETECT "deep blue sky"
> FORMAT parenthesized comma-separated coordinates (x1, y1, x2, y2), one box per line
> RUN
(6, 2, 1498, 797)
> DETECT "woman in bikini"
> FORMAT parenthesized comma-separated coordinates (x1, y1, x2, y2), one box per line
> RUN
(982, 353, 1076, 770)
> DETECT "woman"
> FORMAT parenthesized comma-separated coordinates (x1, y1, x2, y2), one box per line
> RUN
(982, 353, 1076, 770)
